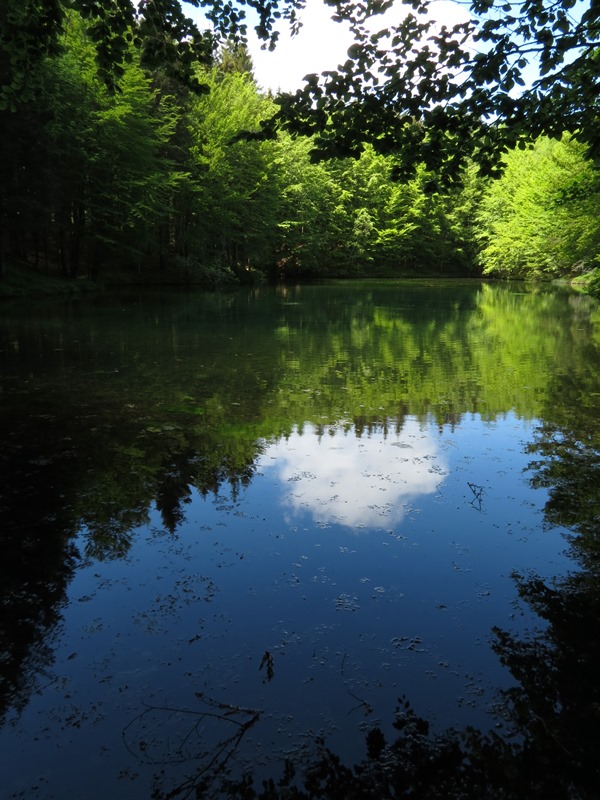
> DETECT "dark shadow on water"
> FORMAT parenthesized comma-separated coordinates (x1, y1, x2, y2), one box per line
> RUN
(129, 550, 600, 799)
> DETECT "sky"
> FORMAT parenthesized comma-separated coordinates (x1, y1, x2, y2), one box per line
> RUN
(181, 0, 471, 94)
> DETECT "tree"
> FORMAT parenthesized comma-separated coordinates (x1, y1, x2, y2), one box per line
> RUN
(216, 40, 255, 77)
(0, 0, 213, 109)
(476, 136, 600, 277)
(274, 0, 600, 183)
(0, 10, 187, 280)
(273, 136, 348, 276)
(3, 1, 599, 184)
(310, 148, 482, 275)
(183, 68, 281, 278)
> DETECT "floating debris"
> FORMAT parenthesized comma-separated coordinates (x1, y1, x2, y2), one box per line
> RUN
(335, 593, 360, 612)
(259, 650, 275, 683)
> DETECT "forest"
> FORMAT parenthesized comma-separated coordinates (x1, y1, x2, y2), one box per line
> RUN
(1, 0, 599, 293)
(2, 6, 600, 797)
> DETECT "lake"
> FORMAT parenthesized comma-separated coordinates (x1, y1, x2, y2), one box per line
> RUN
(1, 280, 599, 798)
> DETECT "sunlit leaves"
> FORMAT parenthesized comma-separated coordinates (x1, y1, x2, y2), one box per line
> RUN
(476, 136, 600, 277)
(184, 68, 281, 272)
(269, 0, 600, 182)
(2, 0, 600, 181)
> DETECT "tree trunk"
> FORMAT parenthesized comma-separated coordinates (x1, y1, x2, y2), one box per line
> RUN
(69, 200, 85, 278)
(0, 226, 5, 279)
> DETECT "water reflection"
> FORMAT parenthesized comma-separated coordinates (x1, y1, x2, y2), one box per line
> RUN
(269, 419, 447, 529)
(1, 283, 599, 798)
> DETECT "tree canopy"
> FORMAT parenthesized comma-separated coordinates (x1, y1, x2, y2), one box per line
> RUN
(3, 0, 599, 181)
(276, 0, 600, 181)
(1, 0, 599, 288)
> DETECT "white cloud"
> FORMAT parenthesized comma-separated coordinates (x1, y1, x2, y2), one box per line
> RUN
(182, 0, 470, 94)
(262, 419, 448, 530)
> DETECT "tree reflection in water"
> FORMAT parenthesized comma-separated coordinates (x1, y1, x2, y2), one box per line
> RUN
(143, 566, 599, 799)
(145, 421, 600, 798)
(1, 285, 599, 797)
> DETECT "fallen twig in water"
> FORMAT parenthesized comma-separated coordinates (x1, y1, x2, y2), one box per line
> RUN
(468, 482, 486, 510)
(122, 693, 261, 799)
(347, 689, 373, 716)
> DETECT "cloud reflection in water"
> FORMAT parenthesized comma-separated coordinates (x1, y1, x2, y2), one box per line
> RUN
(265, 419, 449, 529)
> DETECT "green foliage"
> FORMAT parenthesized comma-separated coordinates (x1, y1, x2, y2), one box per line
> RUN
(477, 137, 600, 278)
(273, 144, 482, 278)
(184, 68, 281, 275)
(0, 12, 185, 279)
(585, 268, 600, 297)
(84, 56, 184, 275)
(1, 1, 598, 286)
(271, 136, 346, 276)
(0, 0, 63, 111)
(216, 40, 255, 77)
(274, 0, 600, 183)
(0, 0, 213, 107)
(3, 0, 599, 183)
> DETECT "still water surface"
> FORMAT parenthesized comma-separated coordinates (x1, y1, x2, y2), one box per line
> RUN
(1, 281, 599, 797)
